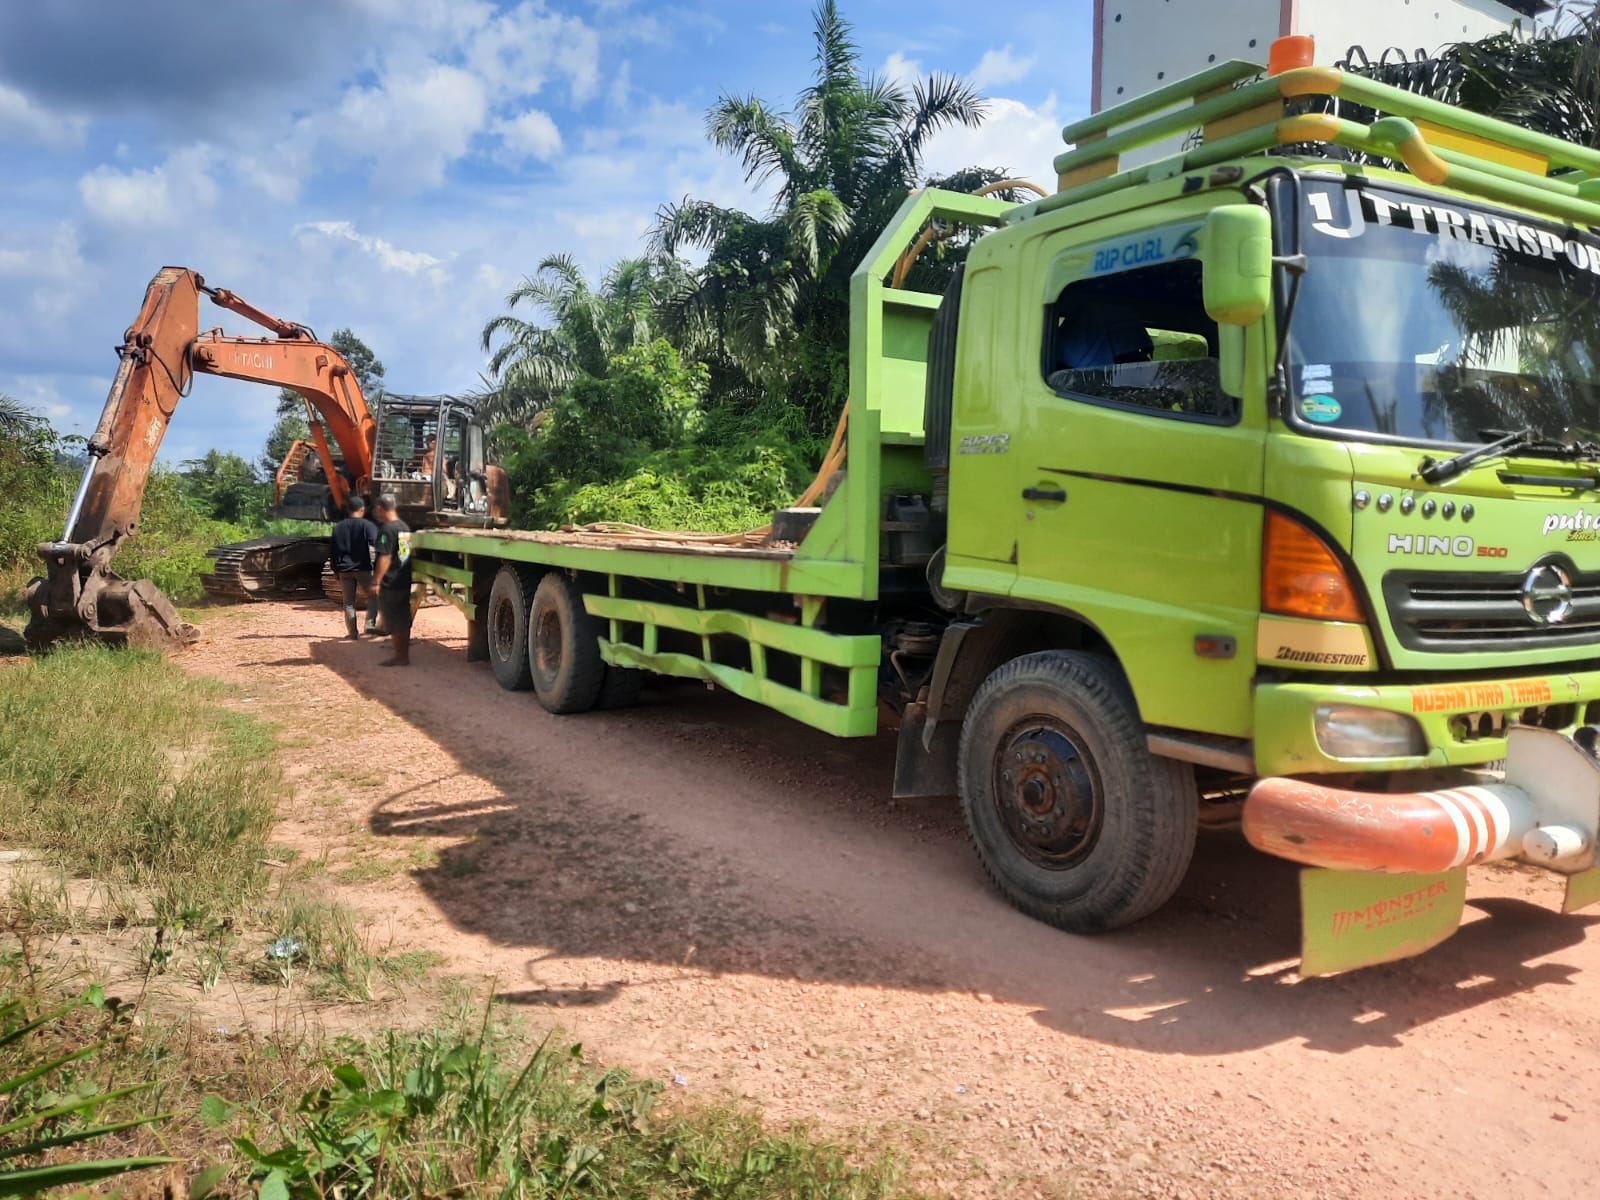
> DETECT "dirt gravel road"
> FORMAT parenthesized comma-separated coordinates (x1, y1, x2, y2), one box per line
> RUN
(185, 601, 1600, 1199)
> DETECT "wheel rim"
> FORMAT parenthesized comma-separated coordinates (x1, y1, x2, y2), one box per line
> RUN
(490, 593, 517, 663)
(533, 605, 562, 683)
(992, 719, 1103, 869)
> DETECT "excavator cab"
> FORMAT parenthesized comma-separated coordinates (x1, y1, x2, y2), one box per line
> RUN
(273, 438, 348, 523)
(433, 398, 495, 522)
(369, 394, 499, 529)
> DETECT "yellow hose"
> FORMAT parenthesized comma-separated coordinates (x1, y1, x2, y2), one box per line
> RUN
(890, 179, 1047, 289)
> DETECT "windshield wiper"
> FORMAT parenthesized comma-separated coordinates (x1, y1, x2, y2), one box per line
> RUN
(1417, 427, 1563, 484)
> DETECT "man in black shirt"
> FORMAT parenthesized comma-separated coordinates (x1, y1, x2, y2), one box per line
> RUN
(371, 493, 414, 667)
(330, 495, 379, 639)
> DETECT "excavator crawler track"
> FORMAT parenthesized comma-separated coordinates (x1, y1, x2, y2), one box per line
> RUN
(203, 536, 329, 602)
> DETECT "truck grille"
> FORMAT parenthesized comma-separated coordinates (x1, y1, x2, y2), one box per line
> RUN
(1383, 566, 1600, 653)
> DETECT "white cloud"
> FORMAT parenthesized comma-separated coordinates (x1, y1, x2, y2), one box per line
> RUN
(463, 1, 600, 104)
(222, 1, 609, 201)
(608, 59, 634, 111)
(0, 221, 83, 281)
(296, 221, 448, 278)
(883, 52, 924, 88)
(325, 64, 488, 190)
(971, 46, 1035, 91)
(922, 92, 1066, 185)
(77, 146, 217, 226)
(7, 376, 74, 423)
(555, 208, 650, 246)
(0, 83, 85, 146)
(496, 108, 563, 163)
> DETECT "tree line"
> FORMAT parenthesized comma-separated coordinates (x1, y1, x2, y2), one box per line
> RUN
(476, 0, 1009, 531)
(6, 1, 1600, 561)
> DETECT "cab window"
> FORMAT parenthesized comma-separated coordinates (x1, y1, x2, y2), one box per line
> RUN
(1043, 258, 1234, 423)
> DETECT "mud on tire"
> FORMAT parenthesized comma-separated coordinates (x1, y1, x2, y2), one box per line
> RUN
(957, 650, 1197, 933)
(528, 573, 606, 714)
(486, 565, 539, 691)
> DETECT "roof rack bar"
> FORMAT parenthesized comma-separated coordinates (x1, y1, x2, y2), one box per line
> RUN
(1026, 124, 1282, 220)
(1030, 115, 1600, 232)
(1055, 60, 1600, 195)
(1288, 69, 1600, 177)
(1060, 59, 1263, 146)
(1431, 146, 1585, 198)
(1032, 34, 1600, 230)
(1054, 74, 1283, 177)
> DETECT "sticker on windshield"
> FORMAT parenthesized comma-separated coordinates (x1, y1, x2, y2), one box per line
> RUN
(1301, 395, 1342, 423)
(1300, 364, 1333, 389)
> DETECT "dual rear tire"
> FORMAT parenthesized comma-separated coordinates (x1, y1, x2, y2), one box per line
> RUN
(484, 566, 641, 712)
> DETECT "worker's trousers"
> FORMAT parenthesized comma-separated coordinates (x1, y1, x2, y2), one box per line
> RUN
(340, 570, 379, 636)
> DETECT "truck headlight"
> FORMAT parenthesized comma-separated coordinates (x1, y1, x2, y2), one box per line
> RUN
(1314, 705, 1427, 760)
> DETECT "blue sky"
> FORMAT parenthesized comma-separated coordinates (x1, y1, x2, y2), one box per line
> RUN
(0, 0, 1091, 466)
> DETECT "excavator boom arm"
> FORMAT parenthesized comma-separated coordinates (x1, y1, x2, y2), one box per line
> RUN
(189, 332, 378, 510)
(63, 267, 377, 549)
(25, 265, 380, 650)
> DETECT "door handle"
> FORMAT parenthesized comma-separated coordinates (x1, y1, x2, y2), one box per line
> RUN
(1021, 487, 1067, 503)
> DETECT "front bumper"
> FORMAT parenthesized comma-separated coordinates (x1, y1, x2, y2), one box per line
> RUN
(1245, 726, 1599, 876)
(1242, 724, 1600, 976)
(1254, 666, 1600, 777)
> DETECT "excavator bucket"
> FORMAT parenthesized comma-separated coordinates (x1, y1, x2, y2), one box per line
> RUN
(23, 553, 197, 652)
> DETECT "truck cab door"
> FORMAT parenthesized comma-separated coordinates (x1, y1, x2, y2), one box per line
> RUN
(1009, 215, 1269, 738)
(944, 251, 1022, 595)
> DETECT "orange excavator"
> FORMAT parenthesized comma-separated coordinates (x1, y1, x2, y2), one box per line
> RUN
(23, 266, 508, 650)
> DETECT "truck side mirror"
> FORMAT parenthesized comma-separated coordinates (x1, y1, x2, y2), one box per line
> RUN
(1201, 205, 1272, 326)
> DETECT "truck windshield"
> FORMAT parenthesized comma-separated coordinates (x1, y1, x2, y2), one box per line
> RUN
(1286, 178, 1600, 447)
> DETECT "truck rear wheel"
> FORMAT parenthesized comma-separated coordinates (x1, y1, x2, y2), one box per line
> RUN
(486, 565, 538, 691)
(528, 573, 606, 714)
(957, 651, 1197, 933)
(597, 665, 644, 710)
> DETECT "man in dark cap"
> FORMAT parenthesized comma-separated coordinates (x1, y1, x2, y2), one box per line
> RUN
(330, 494, 379, 639)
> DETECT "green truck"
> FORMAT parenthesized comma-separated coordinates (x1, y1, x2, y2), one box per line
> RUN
(413, 37, 1600, 974)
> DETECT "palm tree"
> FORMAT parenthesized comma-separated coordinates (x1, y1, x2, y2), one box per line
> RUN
(1338, 5, 1600, 147)
(0, 393, 41, 441)
(651, 0, 1003, 429)
(1421, 252, 1600, 438)
(480, 253, 684, 425)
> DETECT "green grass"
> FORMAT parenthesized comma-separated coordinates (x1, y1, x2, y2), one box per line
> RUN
(0, 646, 279, 924)
(0, 955, 924, 1200)
(0, 638, 935, 1200)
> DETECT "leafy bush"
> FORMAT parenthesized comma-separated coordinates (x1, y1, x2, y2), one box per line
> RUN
(561, 445, 801, 533)
(0, 411, 251, 610)
(113, 469, 255, 603)
(218, 1017, 912, 1200)
(180, 450, 269, 527)
(0, 417, 67, 577)
(499, 341, 819, 533)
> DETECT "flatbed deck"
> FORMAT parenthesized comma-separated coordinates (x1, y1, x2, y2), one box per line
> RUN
(409, 190, 1019, 740)
(462, 527, 796, 561)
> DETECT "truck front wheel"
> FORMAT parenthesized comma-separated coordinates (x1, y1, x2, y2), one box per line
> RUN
(528, 573, 606, 714)
(486, 565, 537, 691)
(957, 651, 1197, 933)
